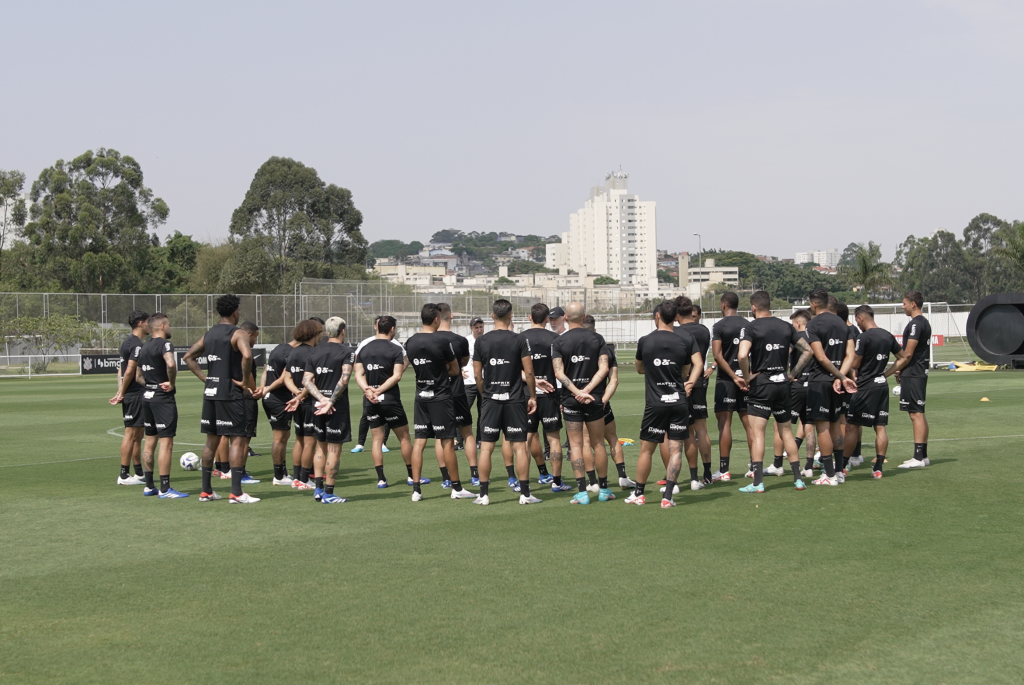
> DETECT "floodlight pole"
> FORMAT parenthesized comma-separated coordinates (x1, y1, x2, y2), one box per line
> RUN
(693, 232, 703, 316)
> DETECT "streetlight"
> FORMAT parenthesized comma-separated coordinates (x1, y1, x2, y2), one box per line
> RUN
(693, 232, 703, 316)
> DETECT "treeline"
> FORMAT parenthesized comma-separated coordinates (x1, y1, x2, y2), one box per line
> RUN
(0, 152, 369, 295)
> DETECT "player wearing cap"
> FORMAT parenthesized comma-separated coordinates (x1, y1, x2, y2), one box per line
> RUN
(627, 300, 703, 508)
(549, 306, 567, 335)
(354, 316, 418, 489)
(711, 292, 752, 482)
(137, 313, 188, 499)
(109, 309, 149, 485)
(434, 303, 480, 487)
(803, 289, 857, 487)
(551, 302, 611, 505)
(182, 294, 260, 504)
(896, 290, 932, 469)
(260, 333, 300, 485)
(472, 299, 538, 505)
(520, 304, 570, 492)
(840, 305, 908, 478)
(351, 316, 405, 454)
(734, 291, 815, 493)
(406, 303, 474, 502)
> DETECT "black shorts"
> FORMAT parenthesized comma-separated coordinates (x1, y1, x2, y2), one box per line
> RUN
(561, 396, 606, 424)
(262, 394, 293, 431)
(790, 382, 809, 423)
(143, 398, 178, 438)
(365, 402, 409, 430)
(688, 385, 709, 420)
(414, 401, 457, 440)
(479, 399, 529, 443)
(293, 402, 315, 439)
(806, 380, 843, 423)
(313, 408, 352, 444)
(528, 393, 562, 433)
(452, 393, 474, 428)
(244, 398, 259, 438)
(201, 398, 247, 437)
(640, 404, 690, 443)
(899, 376, 927, 414)
(848, 382, 890, 427)
(122, 392, 145, 429)
(604, 402, 615, 425)
(714, 379, 747, 413)
(745, 382, 792, 423)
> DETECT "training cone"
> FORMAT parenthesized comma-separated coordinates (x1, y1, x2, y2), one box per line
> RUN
(980, 397, 991, 402)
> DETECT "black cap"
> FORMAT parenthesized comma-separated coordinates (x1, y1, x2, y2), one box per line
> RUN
(469, 316, 485, 326)
(549, 306, 565, 318)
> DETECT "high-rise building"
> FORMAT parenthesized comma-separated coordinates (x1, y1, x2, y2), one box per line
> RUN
(545, 170, 657, 286)
(795, 249, 840, 268)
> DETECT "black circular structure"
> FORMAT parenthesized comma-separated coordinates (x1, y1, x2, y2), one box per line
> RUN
(967, 293, 1024, 365)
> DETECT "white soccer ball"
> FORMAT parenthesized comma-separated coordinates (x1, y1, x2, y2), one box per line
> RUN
(892, 385, 902, 397)
(180, 452, 200, 471)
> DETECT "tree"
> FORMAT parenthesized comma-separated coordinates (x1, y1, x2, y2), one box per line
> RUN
(229, 157, 368, 282)
(0, 170, 28, 282)
(963, 213, 1023, 299)
(895, 230, 972, 302)
(20, 149, 169, 292)
(187, 243, 235, 293)
(995, 220, 1024, 291)
(6, 314, 98, 372)
(837, 242, 892, 297)
(594, 276, 620, 285)
(656, 269, 677, 285)
(494, 276, 515, 285)
(507, 259, 555, 275)
(218, 236, 281, 294)
(370, 239, 423, 260)
(702, 249, 762, 283)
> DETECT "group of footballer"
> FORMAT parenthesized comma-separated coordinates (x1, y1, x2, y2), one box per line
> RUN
(108, 287, 934, 507)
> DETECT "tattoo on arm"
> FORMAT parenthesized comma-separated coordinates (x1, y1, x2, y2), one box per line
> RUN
(303, 372, 326, 403)
(164, 352, 176, 386)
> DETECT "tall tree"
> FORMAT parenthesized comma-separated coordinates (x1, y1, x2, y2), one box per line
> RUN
(895, 230, 971, 302)
(995, 220, 1024, 291)
(0, 170, 28, 282)
(837, 241, 891, 297)
(229, 157, 367, 281)
(21, 149, 169, 292)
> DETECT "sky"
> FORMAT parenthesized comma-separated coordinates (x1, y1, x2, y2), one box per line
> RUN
(5, 0, 1024, 260)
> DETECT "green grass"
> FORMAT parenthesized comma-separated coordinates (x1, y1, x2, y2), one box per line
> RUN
(1, 370, 1023, 684)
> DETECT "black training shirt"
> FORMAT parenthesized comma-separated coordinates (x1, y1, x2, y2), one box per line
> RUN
(681, 322, 711, 388)
(405, 332, 455, 402)
(740, 317, 802, 385)
(855, 327, 902, 388)
(712, 315, 748, 378)
(356, 338, 406, 406)
(285, 343, 315, 405)
(901, 315, 932, 378)
(266, 343, 295, 400)
(635, 329, 694, 407)
(203, 323, 243, 401)
(520, 328, 557, 395)
(551, 327, 607, 403)
(434, 330, 470, 397)
(119, 334, 145, 396)
(474, 329, 531, 403)
(805, 312, 850, 382)
(140, 337, 175, 399)
(305, 341, 354, 401)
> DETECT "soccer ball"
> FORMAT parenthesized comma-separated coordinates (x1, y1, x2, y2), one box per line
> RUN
(892, 385, 902, 397)
(180, 452, 200, 471)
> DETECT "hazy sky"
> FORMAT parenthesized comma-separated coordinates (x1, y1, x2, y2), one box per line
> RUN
(6, 0, 1023, 260)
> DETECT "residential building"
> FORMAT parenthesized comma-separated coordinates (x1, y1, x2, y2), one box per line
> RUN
(679, 258, 740, 299)
(795, 249, 840, 268)
(545, 169, 657, 287)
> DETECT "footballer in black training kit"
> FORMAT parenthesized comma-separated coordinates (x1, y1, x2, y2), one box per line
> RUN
(137, 313, 186, 498)
(711, 291, 751, 482)
(109, 309, 149, 485)
(282, 319, 324, 491)
(896, 290, 932, 469)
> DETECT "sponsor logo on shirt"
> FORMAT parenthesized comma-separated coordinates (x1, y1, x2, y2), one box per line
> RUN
(660, 392, 680, 403)
(765, 343, 783, 351)
(652, 358, 674, 367)
(207, 354, 222, 362)
(489, 358, 510, 365)
(570, 355, 590, 363)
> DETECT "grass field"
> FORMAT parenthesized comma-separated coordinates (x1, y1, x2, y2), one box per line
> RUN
(2, 369, 1023, 684)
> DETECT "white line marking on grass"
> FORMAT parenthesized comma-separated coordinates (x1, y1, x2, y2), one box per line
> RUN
(0, 455, 120, 468)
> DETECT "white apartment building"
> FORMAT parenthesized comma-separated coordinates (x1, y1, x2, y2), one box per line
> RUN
(545, 170, 657, 287)
(795, 249, 840, 267)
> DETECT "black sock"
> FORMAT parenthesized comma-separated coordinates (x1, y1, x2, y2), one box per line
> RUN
(452, 480, 462, 491)
(703, 462, 712, 478)
(505, 465, 516, 479)
(440, 466, 450, 482)
(479, 481, 489, 497)
(841, 455, 849, 471)
(615, 462, 627, 479)
(470, 466, 479, 479)
(854, 440, 862, 458)
(120, 465, 130, 479)
(201, 466, 212, 493)
(538, 464, 549, 476)
(299, 466, 309, 483)
(664, 480, 677, 501)
(413, 480, 422, 494)
(160, 474, 170, 493)
(133, 463, 144, 477)
(753, 462, 763, 487)
(520, 479, 531, 497)
(576, 477, 587, 493)
(773, 455, 784, 469)
(144, 470, 155, 489)
(599, 476, 608, 489)
(586, 470, 597, 486)
(406, 463, 414, 478)
(913, 443, 925, 461)
(274, 463, 285, 480)
(719, 457, 729, 473)
(375, 465, 386, 481)
(216, 461, 227, 474)
(794, 437, 804, 450)
(689, 466, 699, 482)
(805, 457, 815, 471)
(635, 482, 646, 496)
(790, 461, 802, 482)
(822, 455, 835, 477)
(923, 443, 928, 460)
(553, 475, 562, 486)
(231, 468, 243, 497)
(325, 483, 335, 495)
(874, 455, 885, 472)
(315, 476, 324, 490)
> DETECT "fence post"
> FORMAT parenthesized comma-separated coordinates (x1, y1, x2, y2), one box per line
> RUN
(927, 302, 934, 368)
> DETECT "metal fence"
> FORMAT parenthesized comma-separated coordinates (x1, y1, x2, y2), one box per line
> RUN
(0, 355, 82, 377)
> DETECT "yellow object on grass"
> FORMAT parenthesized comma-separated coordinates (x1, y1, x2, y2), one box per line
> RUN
(950, 361, 997, 372)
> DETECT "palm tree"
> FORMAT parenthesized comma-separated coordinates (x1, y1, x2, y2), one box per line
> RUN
(838, 245, 893, 299)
